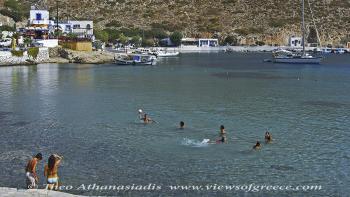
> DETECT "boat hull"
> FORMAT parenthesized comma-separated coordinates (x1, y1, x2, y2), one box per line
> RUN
(115, 59, 156, 66)
(273, 57, 322, 64)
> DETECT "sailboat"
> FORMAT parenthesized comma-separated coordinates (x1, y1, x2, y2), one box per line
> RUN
(273, 0, 323, 64)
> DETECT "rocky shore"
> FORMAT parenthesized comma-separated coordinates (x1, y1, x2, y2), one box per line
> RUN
(47, 47, 116, 64)
(0, 187, 84, 197)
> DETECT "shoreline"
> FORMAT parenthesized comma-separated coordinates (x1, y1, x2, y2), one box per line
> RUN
(1, 46, 348, 66)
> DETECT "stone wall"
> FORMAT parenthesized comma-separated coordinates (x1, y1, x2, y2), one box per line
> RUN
(0, 48, 49, 66)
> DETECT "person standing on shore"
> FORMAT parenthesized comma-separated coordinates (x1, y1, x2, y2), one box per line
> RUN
(25, 153, 43, 189)
(44, 154, 63, 190)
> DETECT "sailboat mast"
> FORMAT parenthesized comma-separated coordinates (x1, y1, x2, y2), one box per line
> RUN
(302, 0, 305, 55)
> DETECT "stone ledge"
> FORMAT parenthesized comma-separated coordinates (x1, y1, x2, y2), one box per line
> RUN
(0, 187, 85, 197)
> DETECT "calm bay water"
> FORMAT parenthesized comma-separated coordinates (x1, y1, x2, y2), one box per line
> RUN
(0, 53, 349, 196)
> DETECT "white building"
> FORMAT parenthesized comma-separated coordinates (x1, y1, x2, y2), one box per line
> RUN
(48, 20, 93, 38)
(289, 36, 302, 47)
(69, 21, 93, 37)
(181, 38, 219, 47)
(29, 7, 50, 26)
(180, 38, 221, 52)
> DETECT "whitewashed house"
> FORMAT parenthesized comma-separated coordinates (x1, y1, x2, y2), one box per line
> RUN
(289, 36, 302, 47)
(69, 21, 93, 37)
(29, 7, 50, 26)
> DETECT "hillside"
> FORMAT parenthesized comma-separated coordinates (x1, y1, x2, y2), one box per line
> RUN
(1, 0, 350, 45)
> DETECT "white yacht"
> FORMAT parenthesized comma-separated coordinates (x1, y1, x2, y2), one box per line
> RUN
(273, 0, 322, 64)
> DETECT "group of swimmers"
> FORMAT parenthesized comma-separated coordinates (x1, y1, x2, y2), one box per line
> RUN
(138, 109, 273, 149)
(253, 131, 273, 150)
(25, 153, 63, 190)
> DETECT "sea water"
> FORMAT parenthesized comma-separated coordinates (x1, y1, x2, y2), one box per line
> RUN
(0, 53, 349, 196)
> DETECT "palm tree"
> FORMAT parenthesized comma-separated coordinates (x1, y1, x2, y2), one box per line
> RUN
(24, 37, 32, 47)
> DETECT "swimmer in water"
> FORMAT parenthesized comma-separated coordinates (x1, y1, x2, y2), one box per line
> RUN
(265, 131, 272, 143)
(138, 109, 144, 120)
(220, 125, 226, 136)
(216, 135, 227, 144)
(179, 121, 185, 129)
(142, 114, 154, 124)
(253, 141, 261, 150)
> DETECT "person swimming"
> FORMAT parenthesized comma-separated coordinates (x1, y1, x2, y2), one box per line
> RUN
(220, 125, 226, 136)
(179, 121, 185, 129)
(265, 131, 272, 143)
(216, 135, 227, 144)
(142, 113, 155, 124)
(253, 141, 261, 150)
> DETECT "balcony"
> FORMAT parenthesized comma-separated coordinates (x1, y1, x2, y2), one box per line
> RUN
(29, 19, 50, 25)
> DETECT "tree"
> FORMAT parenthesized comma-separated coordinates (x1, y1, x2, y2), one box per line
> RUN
(23, 37, 32, 47)
(307, 27, 318, 44)
(141, 39, 155, 47)
(118, 33, 128, 45)
(170, 31, 183, 46)
(95, 29, 109, 43)
(223, 35, 238, 46)
(131, 35, 142, 47)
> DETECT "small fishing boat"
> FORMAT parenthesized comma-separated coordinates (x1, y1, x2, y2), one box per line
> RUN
(155, 50, 179, 57)
(115, 54, 157, 66)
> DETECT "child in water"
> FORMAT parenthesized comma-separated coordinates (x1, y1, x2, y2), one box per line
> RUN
(265, 131, 272, 143)
(253, 141, 261, 150)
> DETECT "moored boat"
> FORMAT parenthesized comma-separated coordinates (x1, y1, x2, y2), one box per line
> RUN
(272, 0, 323, 64)
(114, 54, 157, 66)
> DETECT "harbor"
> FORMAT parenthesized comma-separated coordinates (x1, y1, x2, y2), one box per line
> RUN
(1, 0, 350, 196)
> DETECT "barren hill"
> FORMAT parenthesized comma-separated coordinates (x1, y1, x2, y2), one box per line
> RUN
(3, 0, 350, 45)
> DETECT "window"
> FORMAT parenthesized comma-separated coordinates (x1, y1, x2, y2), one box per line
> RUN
(36, 13, 42, 20)
(73, 24, 80, 29)
(86, 24, 91, 29)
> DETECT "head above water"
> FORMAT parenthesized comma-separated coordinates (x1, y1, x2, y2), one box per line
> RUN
(35, 153, 43, 160)
(180, 121, 185, 128)
(138, 109, 143, 113)
(256, 141, 261, 146)
(220, 125, 225, 130)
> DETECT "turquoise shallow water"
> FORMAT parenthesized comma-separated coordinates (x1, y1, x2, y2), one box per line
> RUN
(0, 53, 350, 196)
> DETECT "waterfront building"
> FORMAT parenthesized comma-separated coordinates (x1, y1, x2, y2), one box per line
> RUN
(48, 20, 93, 38)
(69, 21, 93, 38)
(180, 38, 221, 52)
(181, 38, 219, 47)
(289, 36, 302, 47)
(27, 6, 50, 39)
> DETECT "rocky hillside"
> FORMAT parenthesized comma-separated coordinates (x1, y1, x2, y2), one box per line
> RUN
(2, 0, 350, 45)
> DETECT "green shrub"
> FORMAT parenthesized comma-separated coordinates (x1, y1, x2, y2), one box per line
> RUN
(11, 50, 24, 57)
(28, 47, 39, 59)
(0, 25, 15, 32)
(256, 41, 265, 46)
(106, 20, 122, 28)
(170, 31, 183, 46)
